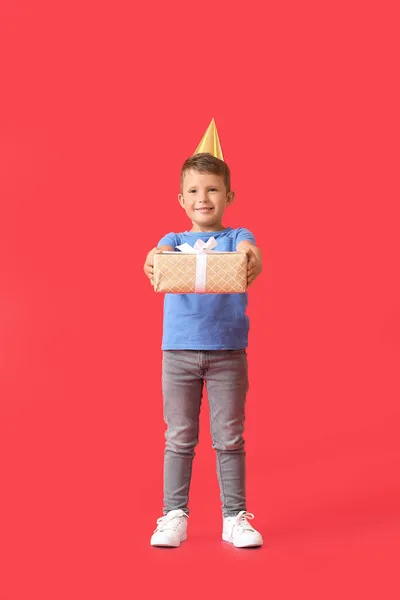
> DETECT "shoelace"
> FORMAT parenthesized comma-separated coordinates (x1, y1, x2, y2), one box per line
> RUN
(154, 512, 185, 533)
(234, 511, 256, 532)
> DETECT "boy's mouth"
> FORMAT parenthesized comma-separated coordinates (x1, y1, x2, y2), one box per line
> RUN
(195, 207, 214, 213)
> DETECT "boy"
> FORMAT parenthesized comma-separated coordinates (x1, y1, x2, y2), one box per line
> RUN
(143, 122, 263, 548)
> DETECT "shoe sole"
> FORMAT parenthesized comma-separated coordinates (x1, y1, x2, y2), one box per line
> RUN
(151, 534, 187, 548)
(222, 533, 263, 548)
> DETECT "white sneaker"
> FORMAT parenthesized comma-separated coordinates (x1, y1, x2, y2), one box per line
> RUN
(150, 509, 188, 547)
(222, 511, 263, 548)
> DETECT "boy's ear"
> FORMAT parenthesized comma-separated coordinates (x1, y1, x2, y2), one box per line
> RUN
(178, 193, 185, 207)
(226, 190, 235, 205)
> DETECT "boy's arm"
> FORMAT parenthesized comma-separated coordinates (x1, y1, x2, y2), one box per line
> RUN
(236, 240, 262, 287)
(143, 245, 174, 285)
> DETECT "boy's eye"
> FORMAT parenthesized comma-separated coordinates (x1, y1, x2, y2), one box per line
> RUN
(209, 188, 217, 192)
(189, 189, 197, 193)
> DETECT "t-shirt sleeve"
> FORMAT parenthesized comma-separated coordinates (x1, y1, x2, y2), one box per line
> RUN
(158, 232, 178, 249)
(235, 227, 256, 247)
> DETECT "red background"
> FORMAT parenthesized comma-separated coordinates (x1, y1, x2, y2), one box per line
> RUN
(1, 1, 399, 598)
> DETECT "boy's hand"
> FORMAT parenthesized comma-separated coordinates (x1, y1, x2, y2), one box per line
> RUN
(236, 241, 262, 287)
(245, 248, 262, 286)
(143, 247, 161, 286)
(144, 245, 174, 286)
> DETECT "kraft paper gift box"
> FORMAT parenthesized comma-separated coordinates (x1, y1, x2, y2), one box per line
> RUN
(153, 237, 248, 294)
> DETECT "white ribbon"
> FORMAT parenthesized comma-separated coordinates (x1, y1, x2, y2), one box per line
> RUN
(176, 237, 218, 293)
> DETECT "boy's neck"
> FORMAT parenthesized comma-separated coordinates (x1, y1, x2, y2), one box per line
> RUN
(189, 222, 227, 233)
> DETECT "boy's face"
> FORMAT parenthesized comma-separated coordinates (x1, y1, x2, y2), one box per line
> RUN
(178, 169, 235, 232)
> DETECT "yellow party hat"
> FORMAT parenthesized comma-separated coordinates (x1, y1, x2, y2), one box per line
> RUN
(193, 118, 224, 161)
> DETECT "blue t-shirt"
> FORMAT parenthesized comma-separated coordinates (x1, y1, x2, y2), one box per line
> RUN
(157, 227, 256, 350)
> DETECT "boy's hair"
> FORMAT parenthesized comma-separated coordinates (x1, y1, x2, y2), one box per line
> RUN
(180, 153, 231, 192)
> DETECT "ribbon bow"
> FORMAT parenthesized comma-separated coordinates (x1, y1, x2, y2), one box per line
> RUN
(176, 236, 218, 254)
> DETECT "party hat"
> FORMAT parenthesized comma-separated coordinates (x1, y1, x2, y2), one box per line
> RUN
(193, 118, 224, 160)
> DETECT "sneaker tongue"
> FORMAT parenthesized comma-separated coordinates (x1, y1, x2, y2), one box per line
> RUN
(168, 509, 185, 518)
(238, 518, 254, 532)
(158, 510, 184, 531)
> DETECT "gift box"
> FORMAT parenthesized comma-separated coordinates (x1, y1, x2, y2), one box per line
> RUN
(153, 238, 248, 294)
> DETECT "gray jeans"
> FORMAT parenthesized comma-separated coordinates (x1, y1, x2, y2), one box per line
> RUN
(162, 349, 248, 517)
